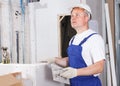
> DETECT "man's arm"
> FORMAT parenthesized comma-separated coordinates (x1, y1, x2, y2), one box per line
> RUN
(60, 59, 105, 79)
(55, 57, 68, 67)
(77, 59, 105, 76)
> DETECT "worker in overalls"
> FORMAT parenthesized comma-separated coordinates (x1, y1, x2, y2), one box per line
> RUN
(45, 3, 105, 86)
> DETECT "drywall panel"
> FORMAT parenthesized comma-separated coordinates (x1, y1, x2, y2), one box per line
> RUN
(29, 0, 82, 62)
(0, 64, 64, 86)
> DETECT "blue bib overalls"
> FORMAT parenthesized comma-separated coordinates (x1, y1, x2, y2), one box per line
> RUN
(67, 33, 101, 86)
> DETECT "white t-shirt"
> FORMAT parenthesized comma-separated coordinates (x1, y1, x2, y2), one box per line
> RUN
(69, 29, 105, 66)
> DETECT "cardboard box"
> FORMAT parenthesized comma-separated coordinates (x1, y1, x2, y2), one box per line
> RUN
(0, 72, 23, 86)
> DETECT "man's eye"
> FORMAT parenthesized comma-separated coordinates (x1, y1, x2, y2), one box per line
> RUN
(76, 14, 79, 17)
(71, 13, 84, 17)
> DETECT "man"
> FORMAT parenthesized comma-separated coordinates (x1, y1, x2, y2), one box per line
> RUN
(46, 3, 105, 86)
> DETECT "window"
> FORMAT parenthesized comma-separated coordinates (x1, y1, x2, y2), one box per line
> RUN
(58, 15, 76, 57)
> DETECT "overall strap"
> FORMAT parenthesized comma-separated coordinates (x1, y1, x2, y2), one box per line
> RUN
(79, 33, 97, 45)
(70, 36, 75, 45)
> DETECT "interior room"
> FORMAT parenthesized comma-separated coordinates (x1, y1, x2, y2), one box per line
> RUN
(0, 0, 119, 86)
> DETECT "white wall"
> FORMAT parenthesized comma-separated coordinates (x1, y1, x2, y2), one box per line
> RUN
(29, 0, 82, 63)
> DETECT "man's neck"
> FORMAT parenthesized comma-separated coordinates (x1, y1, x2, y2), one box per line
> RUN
(76, 26, 89, 34)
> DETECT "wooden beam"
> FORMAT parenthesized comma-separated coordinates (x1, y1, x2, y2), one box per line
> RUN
(105, 3, 117, 86)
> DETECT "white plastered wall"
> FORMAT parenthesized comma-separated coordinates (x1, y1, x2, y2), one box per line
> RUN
(28, 0, 83, 63)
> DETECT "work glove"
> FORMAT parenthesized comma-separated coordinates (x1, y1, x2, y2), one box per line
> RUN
(46, 57, 56, 64)
(60, 67, 77, 79)
(39, 57, 56, 64)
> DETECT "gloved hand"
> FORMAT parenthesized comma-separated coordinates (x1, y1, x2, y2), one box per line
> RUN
(39, 57, 56, 64)
(60, 67, 77, 79)
(46, 57, 56, 64)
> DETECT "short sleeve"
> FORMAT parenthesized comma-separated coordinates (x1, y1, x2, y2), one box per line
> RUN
(89, 35, 105, 63)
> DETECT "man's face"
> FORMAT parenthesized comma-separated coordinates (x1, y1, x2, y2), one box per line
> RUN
(70, 7, 89, 30)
